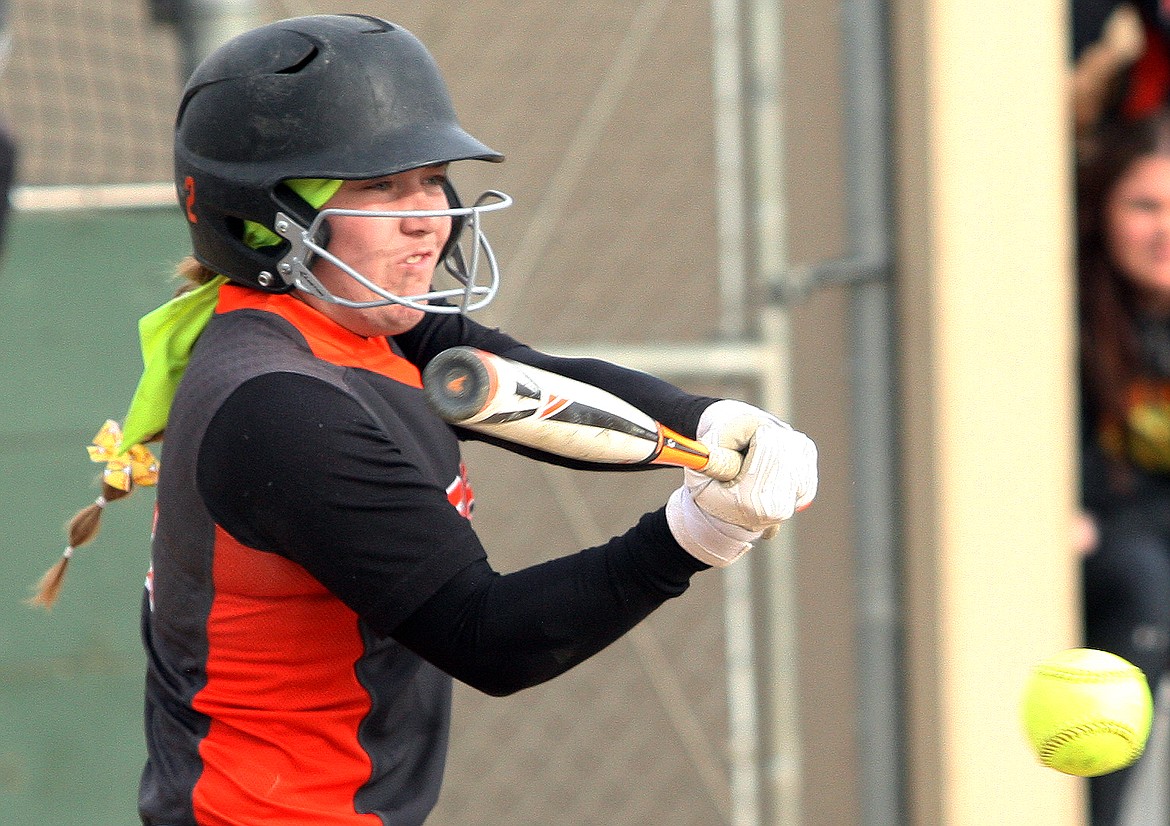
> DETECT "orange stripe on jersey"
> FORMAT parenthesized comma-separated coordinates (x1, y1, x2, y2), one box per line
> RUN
(216, 284, 422, 387)
(191, 526, 381, 825)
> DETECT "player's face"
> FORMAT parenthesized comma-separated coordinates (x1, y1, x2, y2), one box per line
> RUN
(1107, 154, 1170, 316)
(301, 165, 454, 337)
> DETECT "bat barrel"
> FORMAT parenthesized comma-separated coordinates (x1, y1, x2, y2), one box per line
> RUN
(422, 347, 494, 424)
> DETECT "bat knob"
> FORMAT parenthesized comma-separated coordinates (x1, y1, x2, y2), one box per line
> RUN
(702, 446, 744, 482)
(422, 347, 493, 424)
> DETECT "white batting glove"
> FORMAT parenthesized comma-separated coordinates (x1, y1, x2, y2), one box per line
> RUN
(688, 400, 818, 533)
(666, 485, 762, 567)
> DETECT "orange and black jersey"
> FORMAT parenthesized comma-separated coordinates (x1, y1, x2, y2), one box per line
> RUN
(139, 285, 713, 825)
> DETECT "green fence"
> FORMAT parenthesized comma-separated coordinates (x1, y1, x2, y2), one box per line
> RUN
(0, 206, 190, 824)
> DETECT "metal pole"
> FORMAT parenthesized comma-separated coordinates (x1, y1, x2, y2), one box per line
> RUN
(710, 0, 750, 343)
(709, 0, 765, 822)
(741, 0, 802, 822)
(167, 0, 262, 80)
(821, 0, 904, 823)
(754, 307, 803, 826)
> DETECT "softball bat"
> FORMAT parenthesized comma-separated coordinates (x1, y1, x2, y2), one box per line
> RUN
(421, 347, 743, 481)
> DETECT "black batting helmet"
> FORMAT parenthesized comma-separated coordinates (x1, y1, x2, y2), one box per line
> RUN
(174, 14, 505, 294)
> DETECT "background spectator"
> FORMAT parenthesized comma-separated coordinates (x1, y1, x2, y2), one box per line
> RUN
(1076, 108, 1170, 826)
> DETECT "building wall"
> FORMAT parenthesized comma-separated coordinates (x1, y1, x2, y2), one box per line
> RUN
(891, 0, 1083, 822)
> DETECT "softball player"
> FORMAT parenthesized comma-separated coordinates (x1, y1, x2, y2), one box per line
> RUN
(50, 15, 818, 825)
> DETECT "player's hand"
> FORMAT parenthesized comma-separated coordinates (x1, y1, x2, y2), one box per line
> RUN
(665, 485, 762, 567)
(688, 400, 817, 533)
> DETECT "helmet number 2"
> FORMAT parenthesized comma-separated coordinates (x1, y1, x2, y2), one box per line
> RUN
(184, 176, 198, 224)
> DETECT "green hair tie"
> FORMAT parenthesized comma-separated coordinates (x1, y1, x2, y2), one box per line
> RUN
(118, 178, 342, 451)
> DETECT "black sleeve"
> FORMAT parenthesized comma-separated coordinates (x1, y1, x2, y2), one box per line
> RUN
(198, 371, 709, 695)
(197, 372, 488, 628)
(392, 508, 707, 696)
(393, 312, 718, 440)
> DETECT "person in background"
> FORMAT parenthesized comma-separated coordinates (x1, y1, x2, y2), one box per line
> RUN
(1077, 108, 1170, 826)
(1071, 0, 1146, 148)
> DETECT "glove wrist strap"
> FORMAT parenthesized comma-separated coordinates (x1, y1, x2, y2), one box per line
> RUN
(665, 487, 758, 568)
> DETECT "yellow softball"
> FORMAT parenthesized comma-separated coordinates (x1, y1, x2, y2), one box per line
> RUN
(1021, 648, 1154, 777)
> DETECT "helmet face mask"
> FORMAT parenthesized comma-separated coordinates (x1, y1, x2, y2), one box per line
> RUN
(174, 14, 509, 313)
(271, 189, 513, 313)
